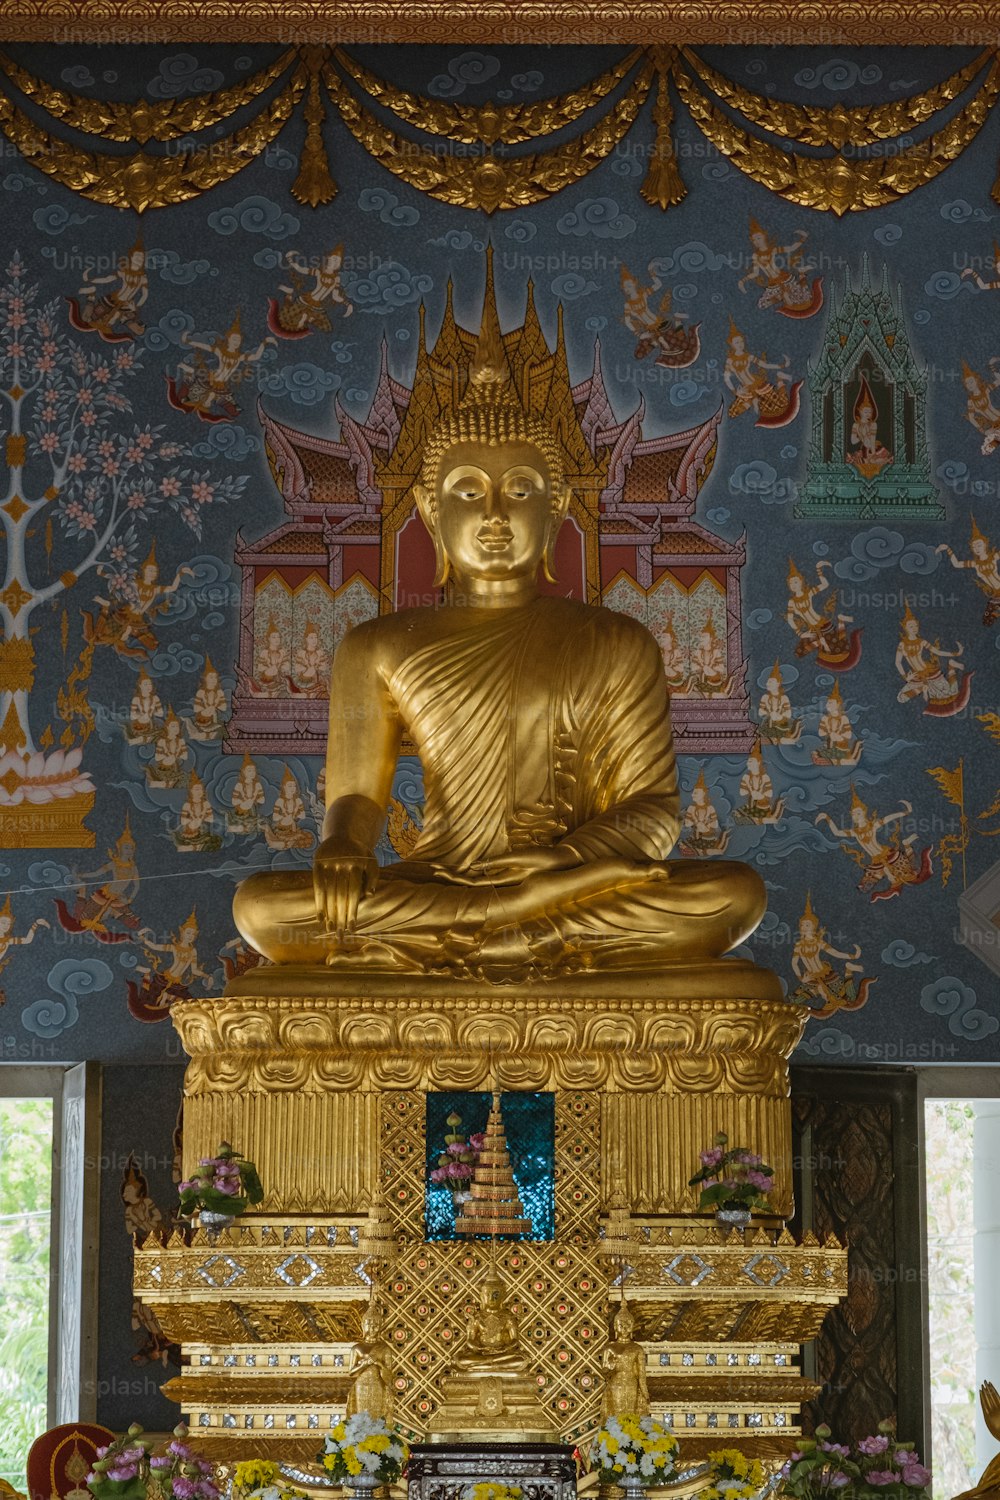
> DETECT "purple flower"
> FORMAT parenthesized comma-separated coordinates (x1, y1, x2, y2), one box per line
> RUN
(820, 1442, 850, 1460)
(212, 1177, 239, 1195)
(700, 1148, 724, 1168)
(827, 1474, 850, 1489)
(858, 1437, 890, 1457)
(469, 1133, 485, 1150)
(106, 1468, 137, 1483)
(173, 1479, 197, 1499)
(150, 1457, 172, 1470)
(866, 1473, 898, 1487)
(900, 1464, 930, 1487)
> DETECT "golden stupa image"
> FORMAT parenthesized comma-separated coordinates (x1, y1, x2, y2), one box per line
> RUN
(455, 1094, 533, 1238)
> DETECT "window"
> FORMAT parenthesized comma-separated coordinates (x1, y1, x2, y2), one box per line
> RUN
(0, 1063, 100, 1489)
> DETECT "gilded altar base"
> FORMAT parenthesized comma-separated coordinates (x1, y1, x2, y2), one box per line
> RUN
(132, 959, 849, 1459)
(174, 961, 800, 1219)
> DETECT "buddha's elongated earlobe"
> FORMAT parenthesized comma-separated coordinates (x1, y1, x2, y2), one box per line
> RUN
(542, 483, 572, 584)
(432, 533, 451, 589)
(415, 482, 450, 587)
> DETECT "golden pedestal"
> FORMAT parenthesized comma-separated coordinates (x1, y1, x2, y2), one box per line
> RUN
(134, 959, 847, 1460)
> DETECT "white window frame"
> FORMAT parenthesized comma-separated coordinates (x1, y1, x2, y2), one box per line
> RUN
(0, 1062, 101, 1425)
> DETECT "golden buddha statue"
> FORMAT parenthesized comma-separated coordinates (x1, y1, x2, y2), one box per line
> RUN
(427, 1266, 557, 1442)
(600, 1299, 649, 1423)
(454, 1271, 526, 1373)
(345, 1297, 395, 1424)
(232, 314, 765, 981)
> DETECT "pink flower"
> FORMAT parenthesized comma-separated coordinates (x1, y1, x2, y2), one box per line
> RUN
(160, 476, 180, 497)
(700, 1147, 724, 1168)
(137, 430, 154, 449)
(93, 365, 111, 384)
(81, 409, 97, 427)
(820, 1442, 850, 1460)
(78, 387, 92, 405)
(866, 1474, 898, 1487)
(858, 1437, 890, 1457)
(127, 490, 146, 511)
(900, 1463, 930, 1488)
(213, 1176, 239, 1195)
(192, 480, 214, 504)
(826, 1475, 850, 1490)
(469, 1132, 485, 1150)
(39, 432, 58, 452)
(68, 452, 87, 472)
(173, 1479, 197, 1499)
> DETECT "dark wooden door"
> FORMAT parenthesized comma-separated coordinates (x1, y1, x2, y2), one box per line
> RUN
(790, 1065, 925, 1452)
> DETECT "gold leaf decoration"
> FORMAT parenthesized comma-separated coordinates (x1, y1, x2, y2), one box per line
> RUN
(672, 55, 1000, 214)
(291, 67, 337, 205)
(0, 69, 307, 211)
(0, 46, 298, 143)
(679, 45, 994, 149)
(332, 44, 644, 144)
(324, 58, 654, 212)
(641, 50, 685, 209)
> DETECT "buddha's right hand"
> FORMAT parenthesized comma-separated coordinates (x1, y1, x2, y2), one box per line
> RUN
(313, 839, 379, 939)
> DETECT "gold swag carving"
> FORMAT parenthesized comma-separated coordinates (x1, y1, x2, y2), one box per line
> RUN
(672, 54, 1000, 215)
(0, 47, 297, 143)
(679, 45, 994, 149)
(332, 43, 645, 144)
(323, 57, 655, 212)
(0, 41, 998, 212)
(0, 68, 307, 212)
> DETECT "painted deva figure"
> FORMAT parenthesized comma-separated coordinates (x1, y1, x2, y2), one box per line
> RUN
(233, 307, 765, 978)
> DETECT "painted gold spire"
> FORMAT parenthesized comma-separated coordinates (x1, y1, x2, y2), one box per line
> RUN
(455, 1092, 532, 1238)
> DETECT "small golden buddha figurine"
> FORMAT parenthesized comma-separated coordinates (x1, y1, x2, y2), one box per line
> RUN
(345, 1298, 396, 1423)
(233, 312, 765, 979)
(454, 1271, 527, 1374)
(600, 1299, 649, 1423)
(427, 1264, 556, 1442)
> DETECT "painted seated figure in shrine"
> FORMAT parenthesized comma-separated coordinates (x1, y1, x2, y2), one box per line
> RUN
(232, 312, 767, 981)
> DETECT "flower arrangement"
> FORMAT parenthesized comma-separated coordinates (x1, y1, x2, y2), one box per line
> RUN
(177, 1140, 264, 1221)
(429, 1111, 484, 1202)
(688, 1133, 775, 1213)
(319, 1413, 409, 1487)
(86, 1424, 219, 1500)
(590, 1415, 680, 1487)
(232, 1462, 306, 1500)
(461, 1486, 523, 1500)
(780, 1421, 932, 1500)
(699, 1449, 766, 1500)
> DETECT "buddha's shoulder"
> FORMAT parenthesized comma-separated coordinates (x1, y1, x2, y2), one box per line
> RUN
(538, 595, 657, 648)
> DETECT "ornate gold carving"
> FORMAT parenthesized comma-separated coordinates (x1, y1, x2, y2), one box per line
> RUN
(323, 59, 654, 212)
(3, 4, 1000, 45)
(0, 47, 297, 142)
(0, 637, 35, 693)
(332, 44, 644, 144)
(292, 55, 338, 205)
(673, 55, 1000, 214)
(641, 51, 685, 209)
(0, 69, 306, 211)
(680, 45, 994, 149)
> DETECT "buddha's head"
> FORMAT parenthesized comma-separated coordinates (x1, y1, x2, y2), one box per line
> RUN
(612, 1300, 635, 1340)
(361, 1301, 385, 1340)
(479, 1273, 507, 1309)
(414, 328, 571, 594)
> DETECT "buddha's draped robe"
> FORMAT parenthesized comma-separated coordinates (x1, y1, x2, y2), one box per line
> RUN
(233, 598, 764, 972)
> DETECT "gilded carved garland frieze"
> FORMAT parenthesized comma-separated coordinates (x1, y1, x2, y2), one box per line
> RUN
(0, 40, 997, 214)
(3, 3, 1000, 46)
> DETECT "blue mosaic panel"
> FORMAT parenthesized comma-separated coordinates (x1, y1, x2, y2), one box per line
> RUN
(424, 1091, 555, 1242)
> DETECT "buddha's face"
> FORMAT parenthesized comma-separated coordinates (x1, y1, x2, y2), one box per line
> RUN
(425, 439, 567, 587)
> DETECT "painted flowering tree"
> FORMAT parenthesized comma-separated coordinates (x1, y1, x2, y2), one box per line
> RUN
(0, 254, 246, 846)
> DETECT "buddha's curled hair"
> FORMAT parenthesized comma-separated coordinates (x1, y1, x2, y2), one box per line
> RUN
(417, 401, 568, 502)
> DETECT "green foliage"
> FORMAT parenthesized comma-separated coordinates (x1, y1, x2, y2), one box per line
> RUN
(0, 1098, 54, 1491)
